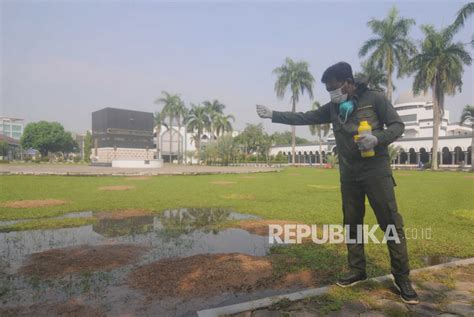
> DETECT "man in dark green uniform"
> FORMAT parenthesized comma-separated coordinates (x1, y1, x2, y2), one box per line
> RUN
(256, 62, 419, 304)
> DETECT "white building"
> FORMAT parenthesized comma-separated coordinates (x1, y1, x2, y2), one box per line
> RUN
(155, 126, 240, 164)
(269, 91, 472, 167)
(0, 117, 24, 140)
(0, 117, 24, 160)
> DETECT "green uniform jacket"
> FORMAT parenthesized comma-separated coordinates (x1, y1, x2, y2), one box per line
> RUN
(271, 85, 404, 182)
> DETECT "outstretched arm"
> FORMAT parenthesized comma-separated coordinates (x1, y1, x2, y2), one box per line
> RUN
(256, 103, 331, 126)
(371, 94, 405, 146)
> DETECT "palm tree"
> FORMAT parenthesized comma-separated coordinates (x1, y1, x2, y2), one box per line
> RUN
(203, 100, 226, 142)
(388, 144, 401, 164)
(449, 2, 474, 36)
(359, 6, 417, 102)
(409, 25, 472, 170)
(153, 111, 168, 159)
(460, 105, 474, 171)
(186, 103, 211, 164)
(354, 61, 394, 92)
(308, 101, 330, 166)
(175, 100, 188, 164)
(214, 114, 235, 138)
(185, 150, 196, 165)
(326, 153, 338, 168)
(273, 57, 315, 166)
(155, 91, 181, 163)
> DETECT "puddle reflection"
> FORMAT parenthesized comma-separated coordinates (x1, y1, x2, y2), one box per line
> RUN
(0, 208, 270, 316)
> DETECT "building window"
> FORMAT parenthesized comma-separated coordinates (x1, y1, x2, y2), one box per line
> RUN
(399, 114, 417, 122)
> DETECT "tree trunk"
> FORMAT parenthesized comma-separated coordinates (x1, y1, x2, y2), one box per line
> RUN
(431, 83, 441, 171)
(169, 117, 173, 164)
(387, 74, 392, 103)
(156, 126, 161, 159)
(195, 135, 201, 165)
(291, 98, 296, 166)
(471, 123, 474, 171)
(386, 52, 393, 103)
(319, 130, 323, 167)
(178, 117, 182, 164)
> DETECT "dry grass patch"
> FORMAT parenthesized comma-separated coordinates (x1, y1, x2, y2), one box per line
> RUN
(234, 219, 300, 236)
(273, 269, 321, 289)
(240, 176, 257, 179)
(94, 209, 155, 220)
(221, 194, 256, 201)
(98, 185, 135, 191)
(1, 199, 66, 208)
(20, 244, 150, 278)
(307, 184, 339, 190)
(128, 253, 273, 298)
(209, 181, 237, 185)
(128, 252, 324, 298)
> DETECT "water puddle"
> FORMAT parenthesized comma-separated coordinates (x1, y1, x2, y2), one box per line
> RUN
(421, 255, 460, 266)
(0, 208, 280, 316)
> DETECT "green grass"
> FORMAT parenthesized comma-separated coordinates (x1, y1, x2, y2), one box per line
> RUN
(0, 167, 473, 277)
(0, 217, 97, 233)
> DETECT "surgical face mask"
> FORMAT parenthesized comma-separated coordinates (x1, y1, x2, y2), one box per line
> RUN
(339, 100, 354, 124)
(329, 87, 348, 104)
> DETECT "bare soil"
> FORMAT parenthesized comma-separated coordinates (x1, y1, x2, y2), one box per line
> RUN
(19, 244, 150, 278)
(94, 209, 154, 220)
(98, 185, 135, 191)
(1, 199, 66, 208)
(128, 253, 324, 299)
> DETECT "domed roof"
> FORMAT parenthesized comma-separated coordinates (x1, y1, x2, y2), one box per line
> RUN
(394, 90, 432, 105)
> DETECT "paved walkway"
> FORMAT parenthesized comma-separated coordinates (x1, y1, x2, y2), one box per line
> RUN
(0, 163, 281, 176)
(230, 263, 474, 317)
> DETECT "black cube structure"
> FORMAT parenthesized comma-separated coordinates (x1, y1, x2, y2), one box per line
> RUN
(91, 107, 155, 164)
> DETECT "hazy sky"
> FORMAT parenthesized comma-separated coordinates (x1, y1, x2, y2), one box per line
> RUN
(1, 0, 473, 140)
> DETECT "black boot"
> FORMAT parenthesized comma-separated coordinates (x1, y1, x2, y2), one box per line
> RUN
(393, 277, 419, 304)
(336, 271, 367, 287)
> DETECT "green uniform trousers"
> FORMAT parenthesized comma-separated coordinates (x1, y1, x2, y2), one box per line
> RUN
(341, 174, 410, 280)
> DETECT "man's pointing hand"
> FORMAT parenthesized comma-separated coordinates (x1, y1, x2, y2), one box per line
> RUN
(256, 105, 273, 119)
